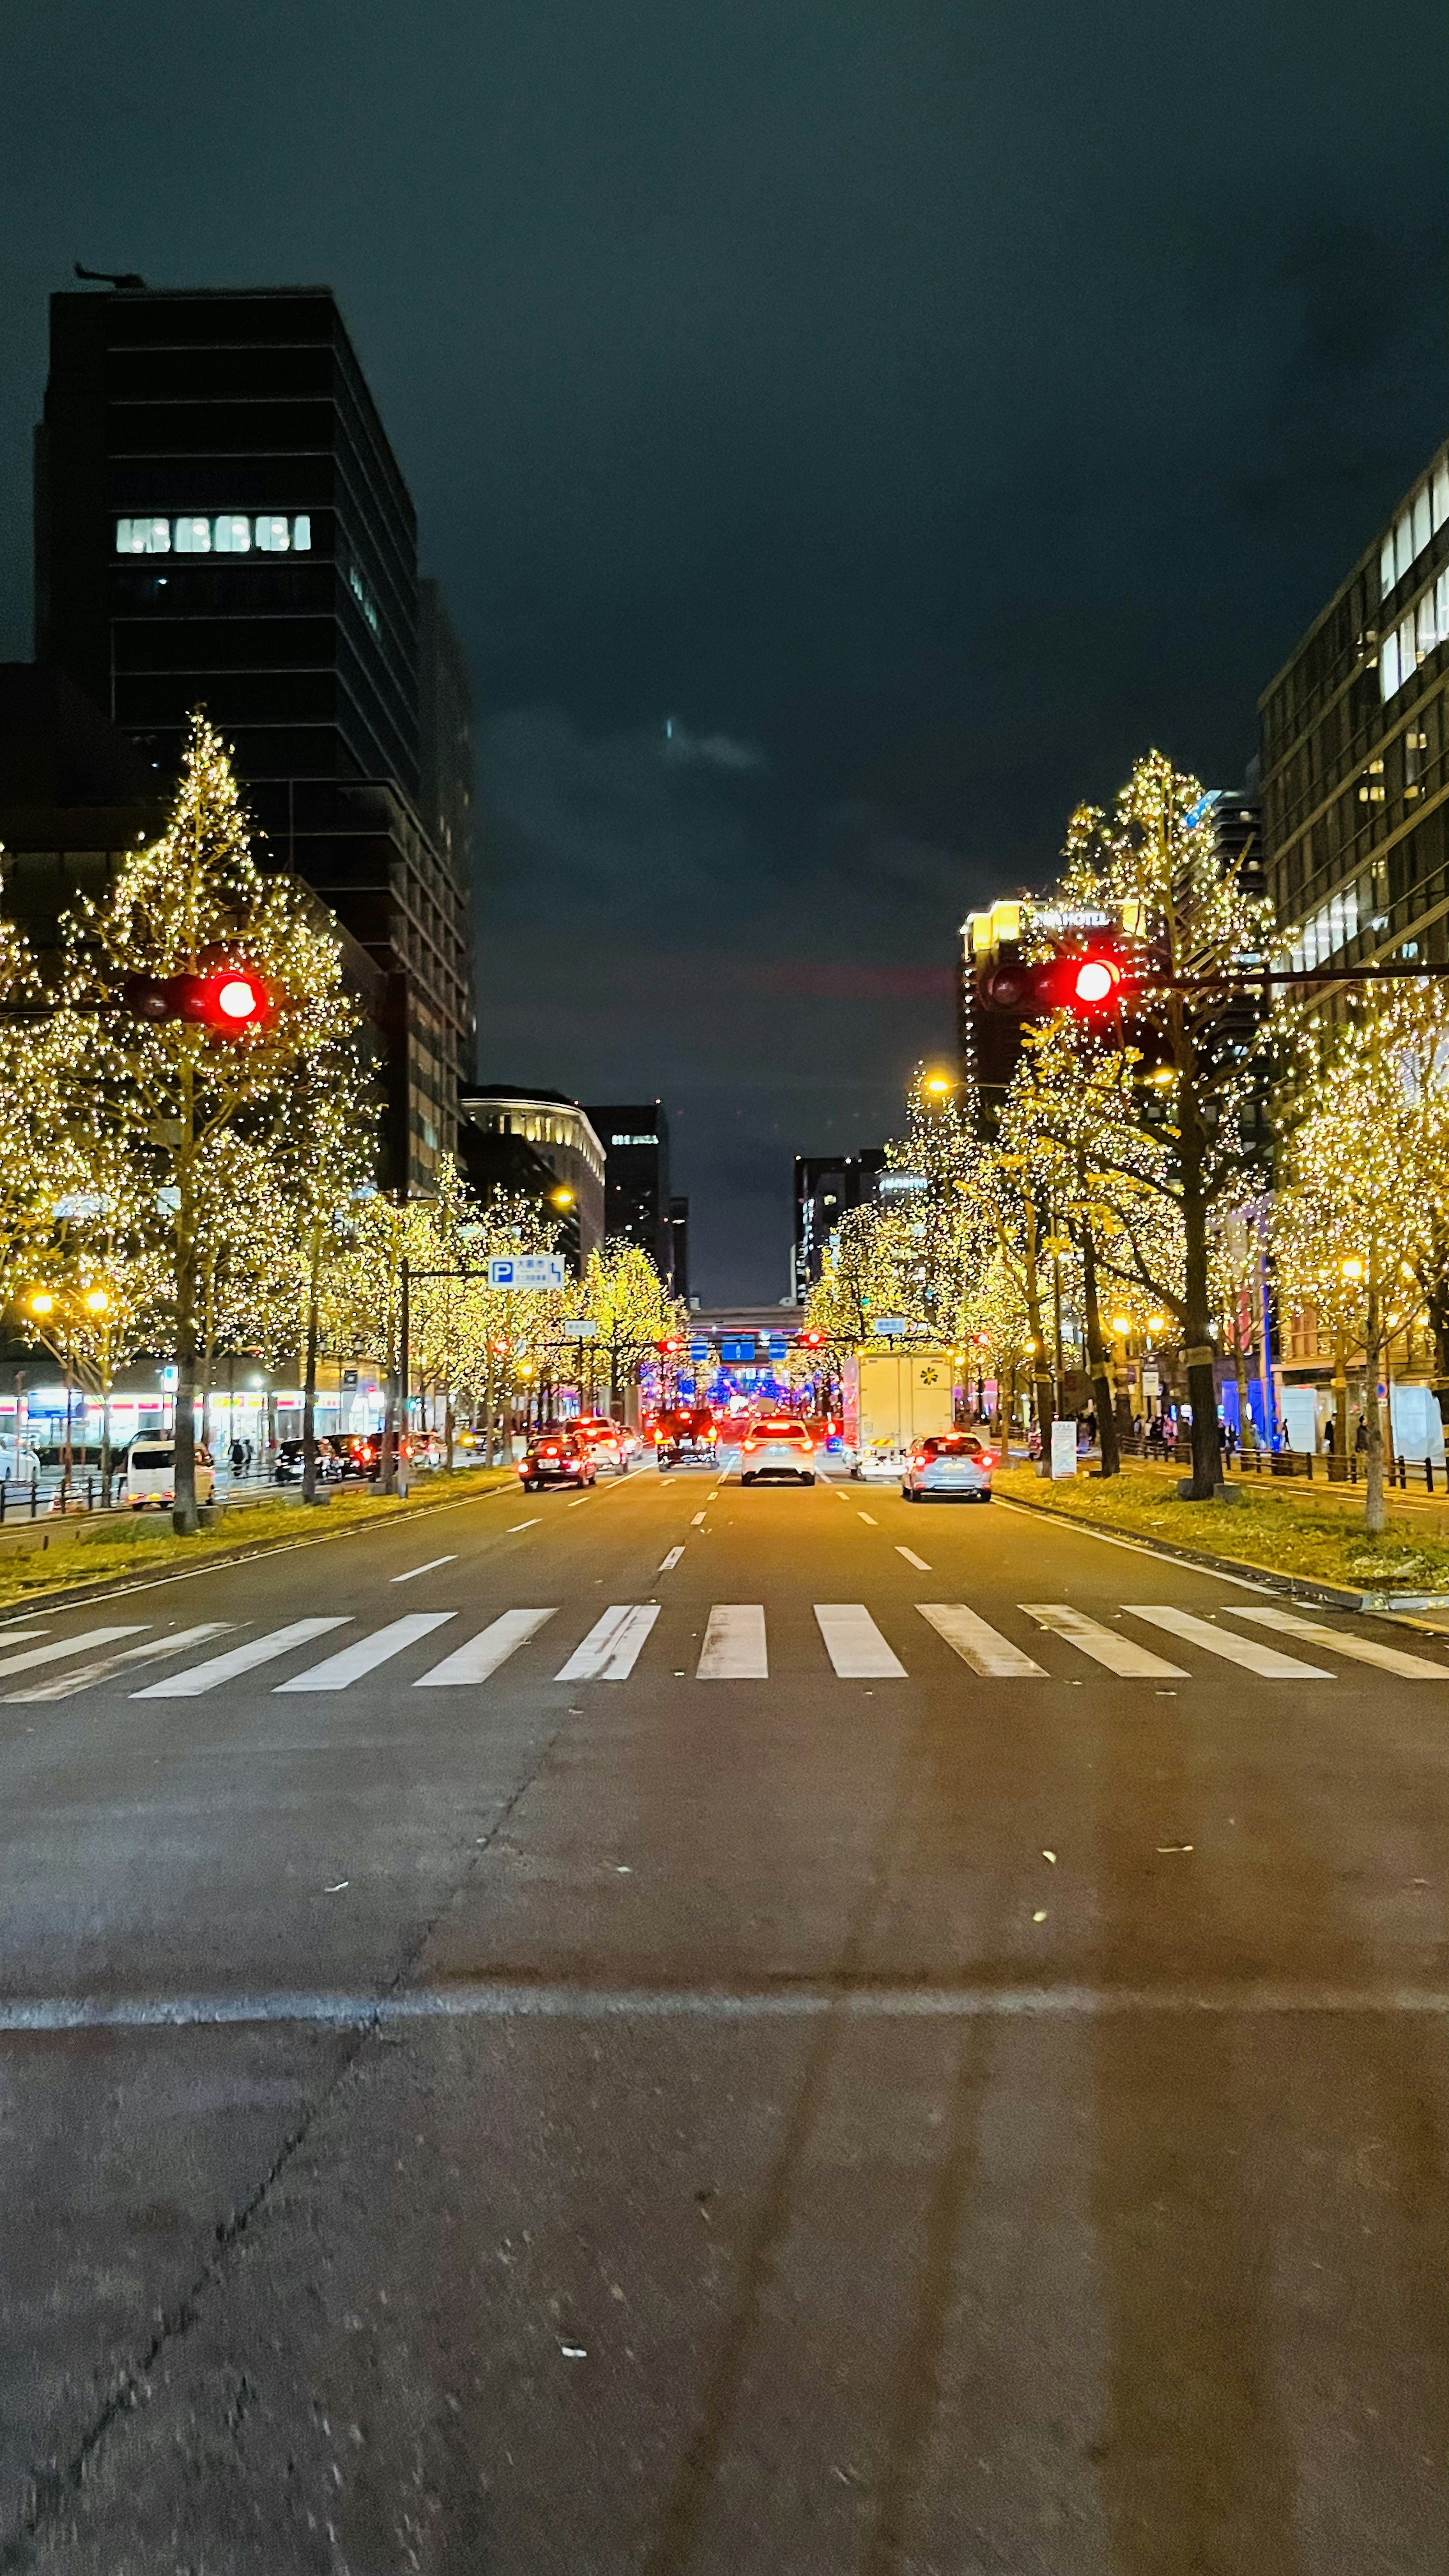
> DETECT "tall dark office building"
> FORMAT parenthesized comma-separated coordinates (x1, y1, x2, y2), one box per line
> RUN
(33, 282, 475, 1192)
(792, 1150, 885, 1298)
(585, 1102, 674, 1278)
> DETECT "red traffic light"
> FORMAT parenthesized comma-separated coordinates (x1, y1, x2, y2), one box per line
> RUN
(799, 1329, 825, 1348)
(654, 1335, 684, 1355)
(978, 948, 1129, 1018)
(120, 965, 271, 1036)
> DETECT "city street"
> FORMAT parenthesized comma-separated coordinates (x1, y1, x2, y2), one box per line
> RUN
(3, 1459, 1449, 2571)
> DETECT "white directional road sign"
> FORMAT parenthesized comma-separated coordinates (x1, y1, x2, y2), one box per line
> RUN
(561, 1318, 598, 1338)
(488, 1255, 567, 1292)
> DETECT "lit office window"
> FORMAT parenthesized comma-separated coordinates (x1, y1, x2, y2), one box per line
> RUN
(1381, 532, 1397, 595)
(1436, 464, 1449, 532)
(114, 512, 313, 558)
(1414, 485, 1433, 558)
(1395, 510, 1415, 583)
(1380, 632, 1400, 699)
(115, 517, 171, 554)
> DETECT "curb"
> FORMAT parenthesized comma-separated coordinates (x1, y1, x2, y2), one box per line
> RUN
(993, 1484, 1398, 1616)
(0, 1473, 520, 1625)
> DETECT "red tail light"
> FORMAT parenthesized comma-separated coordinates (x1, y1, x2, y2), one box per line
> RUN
(516, 1462, 528, 1476)
(743, 1438, 758, 1451)
(800, 1439, 814, 1453)
(979, 1452, 996, 1467)
(912, 1452, 926, 1467)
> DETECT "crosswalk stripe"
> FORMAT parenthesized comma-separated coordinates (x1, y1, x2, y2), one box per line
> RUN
(275, 1613, 455, 1692)
(1021, 1603, 1188, 1678)
(1124, 1604, 1333, 1678)
(414, 1608, 557, 1687)
(6, 1624, 236, 1703)
(134, 1618, 349, 1699)
(0, 1625, 148, 1681)
(917, 1604, 1046, 1676)
(814, 1604, 906, 1678)
(1228, 1604, 1449, 1678)
(698, 1605, 768, 1679)
(556, 1605, 661, 1682)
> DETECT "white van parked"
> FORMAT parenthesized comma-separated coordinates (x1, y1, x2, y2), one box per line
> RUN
(124, 1441, 215, 1510)
(0, 1443, 42, 1485)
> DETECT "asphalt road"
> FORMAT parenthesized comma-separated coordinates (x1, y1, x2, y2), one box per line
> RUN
(3, 1455, 1449, 2573)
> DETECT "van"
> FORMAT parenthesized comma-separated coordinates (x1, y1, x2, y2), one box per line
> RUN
(0, 1443, 42, 1485)
(124, 1441, 215, 1510)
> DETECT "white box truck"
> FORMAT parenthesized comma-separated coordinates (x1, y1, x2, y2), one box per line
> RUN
(843, 1350, 955, 1479)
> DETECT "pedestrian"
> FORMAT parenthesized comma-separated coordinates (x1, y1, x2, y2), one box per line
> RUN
(229, 1436, 246, 1475)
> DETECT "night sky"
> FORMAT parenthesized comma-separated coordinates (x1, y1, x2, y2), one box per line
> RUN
(2, 3, 1446, 1299)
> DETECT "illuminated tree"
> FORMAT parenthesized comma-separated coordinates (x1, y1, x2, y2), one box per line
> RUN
(58, 711, 371, 1532)
(1048, 751, 1273, 1497)
(1272, 984, 1449, 1533)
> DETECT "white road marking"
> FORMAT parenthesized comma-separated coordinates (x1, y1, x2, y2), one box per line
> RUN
(814, 1604, 907, 1678)
(556, 1604, 661, 1682)
(858, 1512, 878, 1525)
(917, 1603, 1046, 1676)
(134, 1618, 349, 1698)
(16, 1978, 1449, 2032)
(509, 1519, 542, 1532)
(0, 1629, 51, 1644)
(414, 1607, 557, 1686)
(896, 1546, 931, 1571)
(567, 1495, 591, 1507)
(275, 1613, 455, 1692)
(1228, 1604, 1449, 1678)
(1124, 1604, 1333, 1678)
(658, 1546, 685, 1572)
(0, 1626, 148, 1681)
(697, 1605, 768, 1679)
(392, 1555, 456, 1583)
(691, 1512, 706, 1526)
(6, 1624, 236, 1702)
(1021, 1603, 1188, 1678)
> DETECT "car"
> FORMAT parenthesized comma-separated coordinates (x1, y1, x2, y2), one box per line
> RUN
(901, 1430, 996, 1501)
(739, 1417, 817, 1486)
(653, 1409, 718, 1469)
(574, 1418, 630, 1475)
(518, 1431, 597, 1492)
(850, 1438, 909, 1483)
(273, 1437, 348, 1485)
(124, 1440, 216, 1510)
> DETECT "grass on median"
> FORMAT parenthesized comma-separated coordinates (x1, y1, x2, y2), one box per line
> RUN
(993, 1460, 1449, 1595)
(0, 1466, 518, 1613)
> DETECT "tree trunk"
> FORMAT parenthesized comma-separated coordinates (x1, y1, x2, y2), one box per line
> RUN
(1364, 1310, 1386, 1535)
(445, 1387, 455, 1472)
(172, 1078, 200, 1536)
(1078, 1221, 1120, 1478)
(380, 1260, 399, 1495)
(301, 1225, 322, 1504)
(1176, 1075, 1221, 1499)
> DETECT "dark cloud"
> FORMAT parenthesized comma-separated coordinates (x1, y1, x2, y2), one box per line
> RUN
(1, 0, 1445, 1294)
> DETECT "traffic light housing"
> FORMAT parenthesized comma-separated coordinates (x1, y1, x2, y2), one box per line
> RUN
(977, 947, 1130, 1018)
(121, 966, 270, 1035)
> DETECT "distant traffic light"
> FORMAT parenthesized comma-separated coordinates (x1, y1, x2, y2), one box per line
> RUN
(120, 967, 270, 1035)
(977, 947, 1129, 1017)
(654, 1335, 684, 1356)
(798, 1328, 825, 1349)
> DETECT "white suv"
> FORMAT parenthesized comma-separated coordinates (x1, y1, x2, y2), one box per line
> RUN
(124, 1441, 216, 1509)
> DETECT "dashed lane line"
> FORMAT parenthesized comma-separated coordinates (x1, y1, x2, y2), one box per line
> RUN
(896, 1546, 931, 1571)
(391, 1555, 457, 1584)
(658, 1546, 685, 1572)
(509, 1519, 542, 1533)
